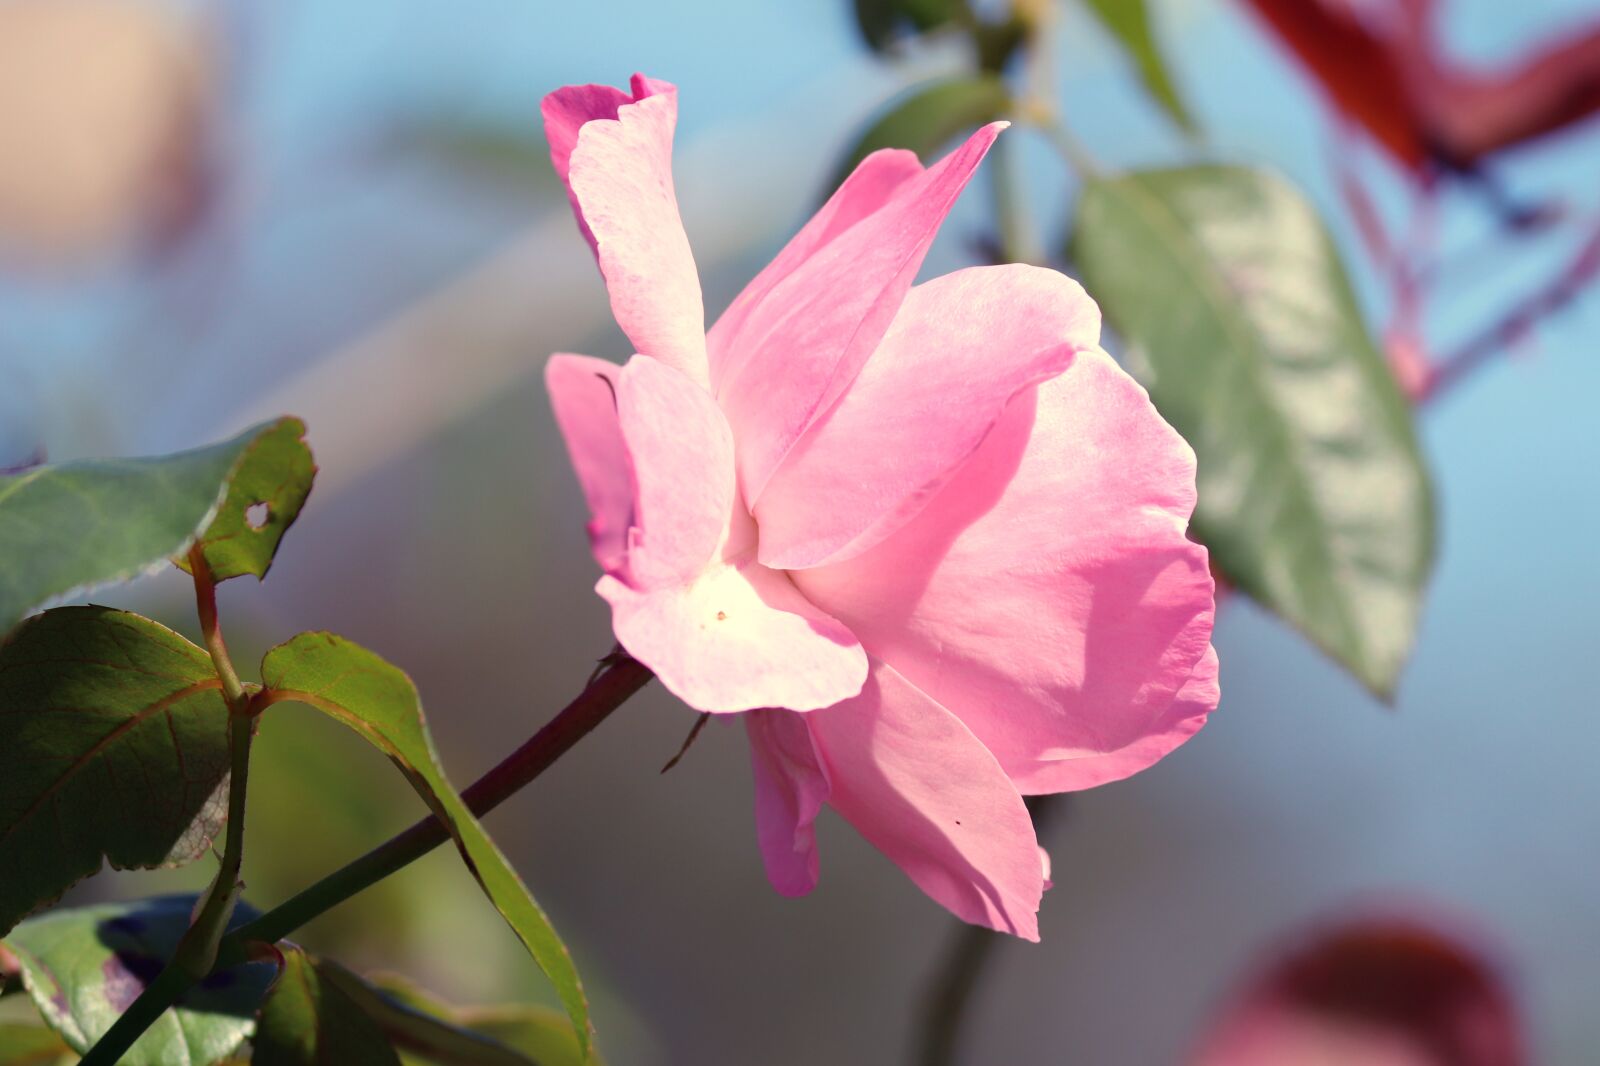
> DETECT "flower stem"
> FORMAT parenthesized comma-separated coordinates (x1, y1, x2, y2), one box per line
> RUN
(911, 795, 1067, 1066)
(914, 920, 1002, 1066)
(219, 653, 653, 955)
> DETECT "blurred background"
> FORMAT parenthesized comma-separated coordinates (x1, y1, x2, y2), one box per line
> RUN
(1, 0, 1597, 1063)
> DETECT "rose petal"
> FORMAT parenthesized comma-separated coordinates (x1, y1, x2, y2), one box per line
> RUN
(545, 354, 631, 575)
(746, 708, 830, 897)
(706, 147, 923, 386)
(795, 350, 1217, 795)
(546, 74, 708, 384)
(756, 265, 1099, 569)
(614, 355, 735, 589)
(1053, 644, 1219, 791)
(713, 124, 1004, 506)
(806, 661, 1044, 940)
(598, 560, 867, 714)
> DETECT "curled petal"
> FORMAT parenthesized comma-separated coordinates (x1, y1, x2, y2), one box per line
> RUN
(545, 354, 631, 575)
(598, 561, 867, 714)
(746, 708, 830, 897)
(544, 74, 708, 384)
(756, 265, 1099, 570)
(796, 351, 1217, 795)
(713, 125, 1004, 506)
(806, 662, 1044, 940)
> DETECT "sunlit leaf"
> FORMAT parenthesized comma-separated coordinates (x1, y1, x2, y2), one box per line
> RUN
(1071, 165, 1435, 697)
(0, 417, 304, 635)
(2, 895, 275, 1065)
(176, 417, 315, 583)
(0, 607, 231, 937)
(831, 76, 1010, 192)
(259, 634, 593, 1054)
(1079, 0, 1195, 132)
(254, 945, 400, 1066)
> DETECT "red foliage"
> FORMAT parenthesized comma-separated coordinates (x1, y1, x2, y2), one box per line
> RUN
(1240, 0, 1600, 175)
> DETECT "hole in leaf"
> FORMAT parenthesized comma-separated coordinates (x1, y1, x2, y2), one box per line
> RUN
(245, 502, 270, 530)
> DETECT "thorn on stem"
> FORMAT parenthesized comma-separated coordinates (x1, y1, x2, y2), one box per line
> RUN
(660, 713, 711, 774)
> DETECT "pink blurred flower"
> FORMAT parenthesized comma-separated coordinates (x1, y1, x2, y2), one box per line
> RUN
(542, 74, 1217, 939)
(1190, 913, 1523, 1066)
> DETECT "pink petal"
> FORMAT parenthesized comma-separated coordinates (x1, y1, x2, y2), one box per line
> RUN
(806, 662, 1043, 940)
(756, 265, 1099, 570)
(545, 354, 631, 575)
(545, 74, 708, 385)
(706, 148, 923, 384)
(1054, 644, 1219, 791)
(794, 350, 1217, 796)
(597, 560, 867, 714)
(746, 708, 830, 897)
(613, 355, 735, 589)
(542, 82, 634, 252)
(712, 125, 1004, 506)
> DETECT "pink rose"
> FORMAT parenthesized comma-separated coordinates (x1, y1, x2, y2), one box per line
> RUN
(543, 74, 1217, 939)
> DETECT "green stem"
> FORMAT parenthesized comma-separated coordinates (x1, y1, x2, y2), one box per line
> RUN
(80, 557, 258, 1066)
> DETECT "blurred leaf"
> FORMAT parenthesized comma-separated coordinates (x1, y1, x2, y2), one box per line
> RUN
(0, 417, 300, 635)
(389, 119, 558, 199)
(852, 0, 964, 52)
(324, 969, 541, 1066)
(259, 634, 593, 1055)
(176, 417, 315, 583)
(1079, 0, 1195, 132)
(254, 945, 400, 1066)
(0, 607, 231, 937)
(0, 1022, 74, 1065)
(832, 76, 1010, 192)
(1071, 166, 1435, 697)
(2, 895, 275, 1065)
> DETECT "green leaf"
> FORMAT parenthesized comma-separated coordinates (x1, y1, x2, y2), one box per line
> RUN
(451, 1009, 591, 1066)
(0, 1022, 75, 1065)
(0, 417, 305, 636)
(0, 607, 232, 937)
(177, 418, 315, 583)
(1070, 166, 1435, 697)
(387, 118, 558, 200)
(321, 970, 543, 1066)
(1079, 0, 1195, 132)
(831, 76, 1010, 192)
(2, 895, 276, 1065)
(254, 946, 400, 1066)
(259, 634, 593, 1054)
